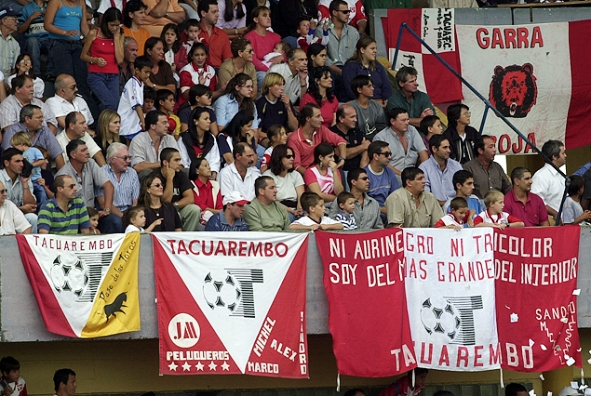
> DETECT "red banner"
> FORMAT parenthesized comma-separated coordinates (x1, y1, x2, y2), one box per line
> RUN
(384, 9, 463, 104)
(316, 229, 416, 377)
(153, 232, 309, 378)
(495, 227, 582, 371)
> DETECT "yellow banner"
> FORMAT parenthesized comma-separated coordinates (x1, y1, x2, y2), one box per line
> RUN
(81, 233, 141, 337)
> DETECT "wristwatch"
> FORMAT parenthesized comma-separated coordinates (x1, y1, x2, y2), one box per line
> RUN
(174, 202, 179, 209)
(104, 208, 111, 213)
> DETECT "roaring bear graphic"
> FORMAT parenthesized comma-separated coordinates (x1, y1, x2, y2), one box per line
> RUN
(489, 63, 538, 118)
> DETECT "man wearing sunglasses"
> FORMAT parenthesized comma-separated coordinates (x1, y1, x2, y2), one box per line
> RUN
(38, 175, 91, 234)
(316, 0, 359, 100)
(364, 140, 400, 224)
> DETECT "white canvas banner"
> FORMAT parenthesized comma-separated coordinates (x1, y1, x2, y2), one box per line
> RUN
(456, 23, 571, 154)
(405, 228, 500, 371)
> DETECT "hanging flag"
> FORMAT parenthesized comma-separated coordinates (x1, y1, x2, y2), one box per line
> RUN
(16, 233, 141, 338)
(456, 21, 591, 153)
(316, 229, 416, 377)
(153, 232, 309, 378)
(495, 227, 582, 371)
(384, 8, 464, 104)
(404, 228, 500, 371)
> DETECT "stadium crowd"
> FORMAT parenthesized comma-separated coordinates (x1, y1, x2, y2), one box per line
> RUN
(0, 0, 584, 235)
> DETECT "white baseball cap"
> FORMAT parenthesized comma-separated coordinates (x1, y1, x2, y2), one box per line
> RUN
(223, 191, 249, 206)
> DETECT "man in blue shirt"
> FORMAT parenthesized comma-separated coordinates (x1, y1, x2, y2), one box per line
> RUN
(364, 140, 400, 223)
(205, 191, 249, 232)
(419, 135, 463, 206)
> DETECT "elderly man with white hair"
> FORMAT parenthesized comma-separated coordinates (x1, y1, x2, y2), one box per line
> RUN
(100, 142, 140, 218)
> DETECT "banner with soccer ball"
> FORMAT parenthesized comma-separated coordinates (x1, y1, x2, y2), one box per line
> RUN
(16, 233, 141, 338)
(495, 227, 582, 371)
(152, 232, 309, 378)
(315, 229, 416, 377)
(404, 228, 499, 371)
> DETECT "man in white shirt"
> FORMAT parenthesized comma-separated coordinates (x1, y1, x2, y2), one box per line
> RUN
(531, 139, 568, 221)
(218, 142, 260, 200)
(269, 48, 308, 105)
(56, 112, 106, 166)
(0, 180, 32, 234)
(46, 74, 95, 134)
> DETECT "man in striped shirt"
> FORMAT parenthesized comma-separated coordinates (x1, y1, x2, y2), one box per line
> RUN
(38, 175, 91, 234)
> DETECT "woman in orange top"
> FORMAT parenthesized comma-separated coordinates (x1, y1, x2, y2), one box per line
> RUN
(123, 0, 150, 56)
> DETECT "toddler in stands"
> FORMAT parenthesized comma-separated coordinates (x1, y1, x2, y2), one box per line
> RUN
(263, 42, 290, 69)
(182, 19, 202, 53)
(0, 356, 27, 396)
(260, 124, 287, 172)
(474, 190, 524, 228)
(289, 192, 343, 231)
(296, 18, 329, 52)
(334, 192, 358, 230)
(87, 207, 101, 234)
(124, 206, 162, 233)
(435, 196, 468, 230)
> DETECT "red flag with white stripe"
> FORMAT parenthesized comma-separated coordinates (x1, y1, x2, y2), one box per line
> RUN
(153, 232, 309, 378)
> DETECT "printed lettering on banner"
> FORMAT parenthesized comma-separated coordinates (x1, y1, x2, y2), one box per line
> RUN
(316, 229, 416, 378)
(456, 23, 570, 154)
(495, 227, 582, 371)
(16, 233, 141, 338)
(404, 228, 500, 371)
(153, 232, 309, 378)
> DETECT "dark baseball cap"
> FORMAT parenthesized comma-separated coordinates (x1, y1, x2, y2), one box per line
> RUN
(0, 6, 19, 17)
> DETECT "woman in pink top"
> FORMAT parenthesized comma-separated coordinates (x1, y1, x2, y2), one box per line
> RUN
(303, 143, 344, 205)
(244, 6, 281, 73)
(300, 66, 338, 128)
(81, 7, 124, 110)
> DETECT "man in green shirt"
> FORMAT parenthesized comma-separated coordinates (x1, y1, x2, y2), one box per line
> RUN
(243, 176, 291, 231)
(387, 66, 435, 129)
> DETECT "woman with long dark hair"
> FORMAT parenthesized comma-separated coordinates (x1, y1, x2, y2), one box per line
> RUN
(217, 109, 259, 166)
(300, 66, 338, 128)
(138, 173, 182, 232)
(80, 7, 124, 110)
(303, 143, 344, 204)
(342, 36, 392, 105)
(144, 37, 176, 93)
(181, 106, 221, 179)
(443, 103, 479, 164)
(263, 144, 304, 218)
(189, 157, 223, 227)
(217, 0, 248, 40)
(214, 72, 259, 130)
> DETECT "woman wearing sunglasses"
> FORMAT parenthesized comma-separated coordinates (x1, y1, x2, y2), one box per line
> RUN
(138, 173, 182, 232)
(263, 144, 305, 220)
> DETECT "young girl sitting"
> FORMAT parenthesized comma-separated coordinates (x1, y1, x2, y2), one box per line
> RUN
(178, 42, 218, 106)
(87, 207, 101, 234)
(123, 206, 162, 233)
(260, 124, 287, 173)
(81, 7, 124, 110)
(160, 23, 188, 84)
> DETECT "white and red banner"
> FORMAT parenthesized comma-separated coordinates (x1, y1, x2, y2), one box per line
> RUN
(153, 232, 309, 378)
(495, 227, 582, 371)
(315, 229, 416, 377)
(16, 233, 141, 338)
(456, 21, 591, 153)
(405, 228, 500, 371)
(316, 228, 581, 376)
(384, 8, 464, 104)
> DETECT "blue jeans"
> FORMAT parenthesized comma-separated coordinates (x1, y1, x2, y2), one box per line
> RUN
(87, 72, 120, 110)
(25, 36, 52, 76)
(48, 39, 91, 101)
(33, 182, 48, 208)
(98, 213, 124, 233)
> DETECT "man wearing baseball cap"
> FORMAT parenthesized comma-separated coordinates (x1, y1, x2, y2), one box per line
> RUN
(0, 5, 20, 79)
(205, 191, 249, 232)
